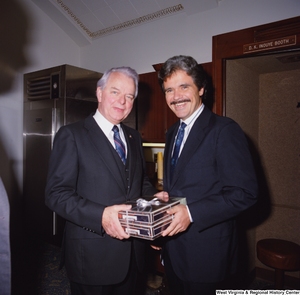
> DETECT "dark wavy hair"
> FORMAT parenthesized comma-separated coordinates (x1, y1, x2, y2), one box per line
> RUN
(158, 55, 207, 98)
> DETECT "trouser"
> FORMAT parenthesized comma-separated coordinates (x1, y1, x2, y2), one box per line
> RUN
(70, 250, 145, 295)
(164, 251, 217, 295)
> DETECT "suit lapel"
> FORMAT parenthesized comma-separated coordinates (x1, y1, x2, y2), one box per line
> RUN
(84, 116, 127, 192)
(168, 107, 213, 188)
(122, 124, 137, 195)
(165, 122, 179, 189)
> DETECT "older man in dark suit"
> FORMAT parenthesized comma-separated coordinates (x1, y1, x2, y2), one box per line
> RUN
(157, 55, 258, 295)
(46, 66, 167, 295)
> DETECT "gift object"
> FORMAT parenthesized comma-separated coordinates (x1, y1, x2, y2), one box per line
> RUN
(121, 216, 173, 240)
(119, 196, 186, 240)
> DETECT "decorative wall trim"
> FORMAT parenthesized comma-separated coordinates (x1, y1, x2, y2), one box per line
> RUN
(55, 0, 184, 39)
(56, 0, 92, 37)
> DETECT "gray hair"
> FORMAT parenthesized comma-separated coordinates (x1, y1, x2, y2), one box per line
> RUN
(97, 67, 139, 98)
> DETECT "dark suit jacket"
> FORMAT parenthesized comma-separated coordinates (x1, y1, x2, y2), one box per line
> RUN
(45, 114, 156, 285)
(163, 106, 258, 283)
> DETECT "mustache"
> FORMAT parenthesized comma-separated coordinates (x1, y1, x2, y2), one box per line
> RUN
(170, 99, 191, 105)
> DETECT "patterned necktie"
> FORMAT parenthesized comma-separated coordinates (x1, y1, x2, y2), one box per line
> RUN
(171, 122, 187, 176)
(112, 125, 126, 164)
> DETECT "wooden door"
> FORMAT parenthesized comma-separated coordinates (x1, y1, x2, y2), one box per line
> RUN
(137, 71, 177, 143)
(212, 16, 300, 115)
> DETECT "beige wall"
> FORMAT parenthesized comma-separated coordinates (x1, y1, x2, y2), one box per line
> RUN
(226, 60, 259, 272)
(256, 69, 300, 277)
(226, 59, 300, 279)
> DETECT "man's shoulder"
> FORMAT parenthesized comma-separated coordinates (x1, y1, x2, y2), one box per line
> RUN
(56, 114, 95, 136)
(68, 114, 94, 128)
(205, 108, 238, 128)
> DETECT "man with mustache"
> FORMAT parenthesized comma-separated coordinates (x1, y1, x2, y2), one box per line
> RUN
(157, 55, 258, 295)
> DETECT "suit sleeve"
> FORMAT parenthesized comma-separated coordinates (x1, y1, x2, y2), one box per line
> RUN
(188, 121, 258, 231)
(45, 126, 105, 235)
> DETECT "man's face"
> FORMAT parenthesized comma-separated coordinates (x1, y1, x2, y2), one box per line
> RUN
(163, 70, 203, 120)
(97, 71, 135, 125)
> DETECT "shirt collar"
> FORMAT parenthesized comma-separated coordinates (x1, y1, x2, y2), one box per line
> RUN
(93, 110, 120, 137)
(181, 103, 205, 127)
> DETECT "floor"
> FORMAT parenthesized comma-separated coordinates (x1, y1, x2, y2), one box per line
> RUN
(11, 237, 167, 295)
(11, 237, 279, 295)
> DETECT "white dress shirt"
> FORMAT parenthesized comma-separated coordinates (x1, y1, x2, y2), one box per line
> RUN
(93, 110, 127, 156)
(173, 103, 205, 223)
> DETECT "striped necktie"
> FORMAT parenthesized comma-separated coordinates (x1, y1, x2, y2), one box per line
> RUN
(112, 125, 126, 164)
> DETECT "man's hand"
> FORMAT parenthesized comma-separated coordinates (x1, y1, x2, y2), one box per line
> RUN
(154, 191, 169, 202)
(161, 204, 191, 236)
(102, 204, 131, 240)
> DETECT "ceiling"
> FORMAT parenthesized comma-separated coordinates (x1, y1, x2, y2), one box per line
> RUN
(31, 0, 222, 46)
